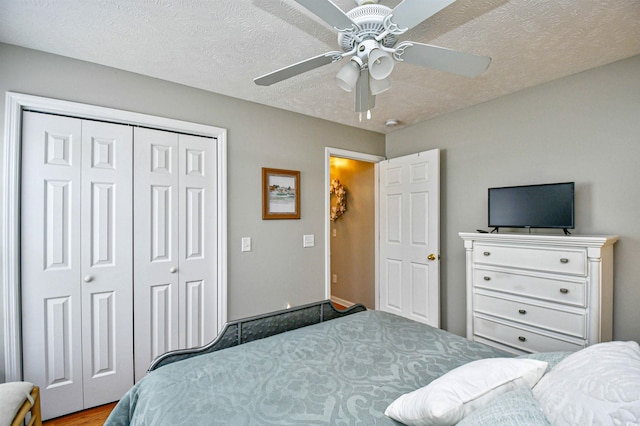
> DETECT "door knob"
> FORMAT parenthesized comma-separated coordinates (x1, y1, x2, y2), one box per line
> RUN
(169, 267, 178, 273)
(83, 275, 93, 283)
(427, 253, 436, 261)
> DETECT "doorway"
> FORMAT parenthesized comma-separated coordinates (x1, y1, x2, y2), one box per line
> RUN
(324, 148, 385, 309)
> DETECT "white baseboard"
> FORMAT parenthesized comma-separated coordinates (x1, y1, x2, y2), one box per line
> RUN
(330, 295, 354, 308)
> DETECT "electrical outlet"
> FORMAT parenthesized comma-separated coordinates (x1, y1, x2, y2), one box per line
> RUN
(332, 274, 338, 284)
(332, 229, 337, 237)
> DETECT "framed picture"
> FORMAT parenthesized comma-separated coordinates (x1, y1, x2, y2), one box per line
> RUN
(262, 168, 300, 220)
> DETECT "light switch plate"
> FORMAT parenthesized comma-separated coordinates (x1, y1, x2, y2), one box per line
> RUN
(303, 234, 314, 248)
(241, 237, 251, 252)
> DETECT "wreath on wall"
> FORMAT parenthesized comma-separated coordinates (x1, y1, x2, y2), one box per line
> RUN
(330, 179, 347, 222)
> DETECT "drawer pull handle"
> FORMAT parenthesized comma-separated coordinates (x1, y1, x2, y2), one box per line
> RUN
(560, 258, 569, 264)
(560, 288, 569, 294)
(518, 309, 527, 315)
(483, 251, 491, 256)
(518, 336, 527, 342)
(483, 276, 491, 281)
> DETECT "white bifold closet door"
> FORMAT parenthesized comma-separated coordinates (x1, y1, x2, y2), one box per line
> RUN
(21, 111, 134, 419)
(133, 127, 218, 382)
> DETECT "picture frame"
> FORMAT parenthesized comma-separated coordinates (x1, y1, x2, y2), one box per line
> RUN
(262, 167, 300, 220)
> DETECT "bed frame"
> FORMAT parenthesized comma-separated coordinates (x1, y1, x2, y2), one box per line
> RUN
(148, 300, 366, 372)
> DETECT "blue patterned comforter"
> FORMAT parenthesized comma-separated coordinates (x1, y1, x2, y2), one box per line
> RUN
(106, 310, 506, 425)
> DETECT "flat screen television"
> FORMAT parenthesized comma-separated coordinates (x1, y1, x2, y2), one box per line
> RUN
(488, 182, 575, 233)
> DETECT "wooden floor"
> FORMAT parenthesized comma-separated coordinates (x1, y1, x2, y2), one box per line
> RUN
(43, 402, 116, 426)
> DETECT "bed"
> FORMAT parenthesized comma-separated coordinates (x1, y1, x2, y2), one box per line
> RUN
(105, 301, 640, 426)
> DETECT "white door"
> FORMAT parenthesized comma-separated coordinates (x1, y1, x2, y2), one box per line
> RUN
(133, 128, 217, 381)
(379, 149, 440, 327)
(177, 134, 218, 349)
(79, 120, 134, 407)
(133, 128, 179, 381)
(21, 112, 134, 419)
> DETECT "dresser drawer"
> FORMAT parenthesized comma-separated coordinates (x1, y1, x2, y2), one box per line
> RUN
(474, 316, 584, 353)
(474, 268, 586, 307)
(473, 244, 586, 275)
(474, 293, 586, 338)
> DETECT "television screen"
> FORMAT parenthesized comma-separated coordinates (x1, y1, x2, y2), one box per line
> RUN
(488, 182, 575, 230)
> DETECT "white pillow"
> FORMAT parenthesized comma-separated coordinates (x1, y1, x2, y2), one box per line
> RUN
(384, 358, 548, 426)
(532, 341, 640, 425)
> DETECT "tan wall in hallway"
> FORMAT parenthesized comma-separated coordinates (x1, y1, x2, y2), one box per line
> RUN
(330, 158, 375, 308)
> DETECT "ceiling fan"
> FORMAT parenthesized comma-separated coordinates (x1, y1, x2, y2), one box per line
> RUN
(254, 0, 491, 120)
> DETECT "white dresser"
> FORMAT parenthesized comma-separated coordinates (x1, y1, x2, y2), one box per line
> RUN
(459, 232, 618, 354)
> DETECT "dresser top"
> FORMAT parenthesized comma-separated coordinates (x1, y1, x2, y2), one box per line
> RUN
(459, 232, 619, 247)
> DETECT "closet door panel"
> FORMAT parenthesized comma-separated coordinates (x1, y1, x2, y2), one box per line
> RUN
(151, 283, 174, 356)
(134, 128, 180, 381)
(178, 134, 217, 349)
(80, 120, 134, 407)
(21, 112, 84, 419)
(184, 279, 204, 348)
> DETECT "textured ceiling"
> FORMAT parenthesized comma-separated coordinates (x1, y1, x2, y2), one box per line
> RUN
(1, 0, 639, 134)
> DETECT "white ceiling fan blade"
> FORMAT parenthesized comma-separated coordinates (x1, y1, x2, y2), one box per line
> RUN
(254, 51, 343, 86)
(294, 0, 359, 32)
(389, 0, 457, 32)
(395, 42, 491, 77)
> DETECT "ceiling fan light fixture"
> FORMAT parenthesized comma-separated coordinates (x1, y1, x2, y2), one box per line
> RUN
(255, 0, 493, 122)
(335, 57, 362, 92)
(370, 76, 390, 95)
(368, 48, 394, 80)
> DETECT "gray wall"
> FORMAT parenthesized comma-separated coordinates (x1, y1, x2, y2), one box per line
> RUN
(2, 42, 638, 382)
(387, 55, 640, 343)
(0, 43, 385, 380)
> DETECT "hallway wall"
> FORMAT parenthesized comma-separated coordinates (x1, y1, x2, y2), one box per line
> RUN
(330, 158, 375, 308)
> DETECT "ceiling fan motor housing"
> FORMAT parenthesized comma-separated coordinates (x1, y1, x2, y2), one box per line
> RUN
(338, 4, 398, 52)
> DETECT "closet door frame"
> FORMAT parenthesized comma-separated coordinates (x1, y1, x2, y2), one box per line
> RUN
(2, 92, 228, 382)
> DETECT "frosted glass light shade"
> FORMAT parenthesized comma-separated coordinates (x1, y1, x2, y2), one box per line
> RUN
(335, 60, 360, 92)
(370, 76, 391, 95)
(368, 49, 394, 80)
